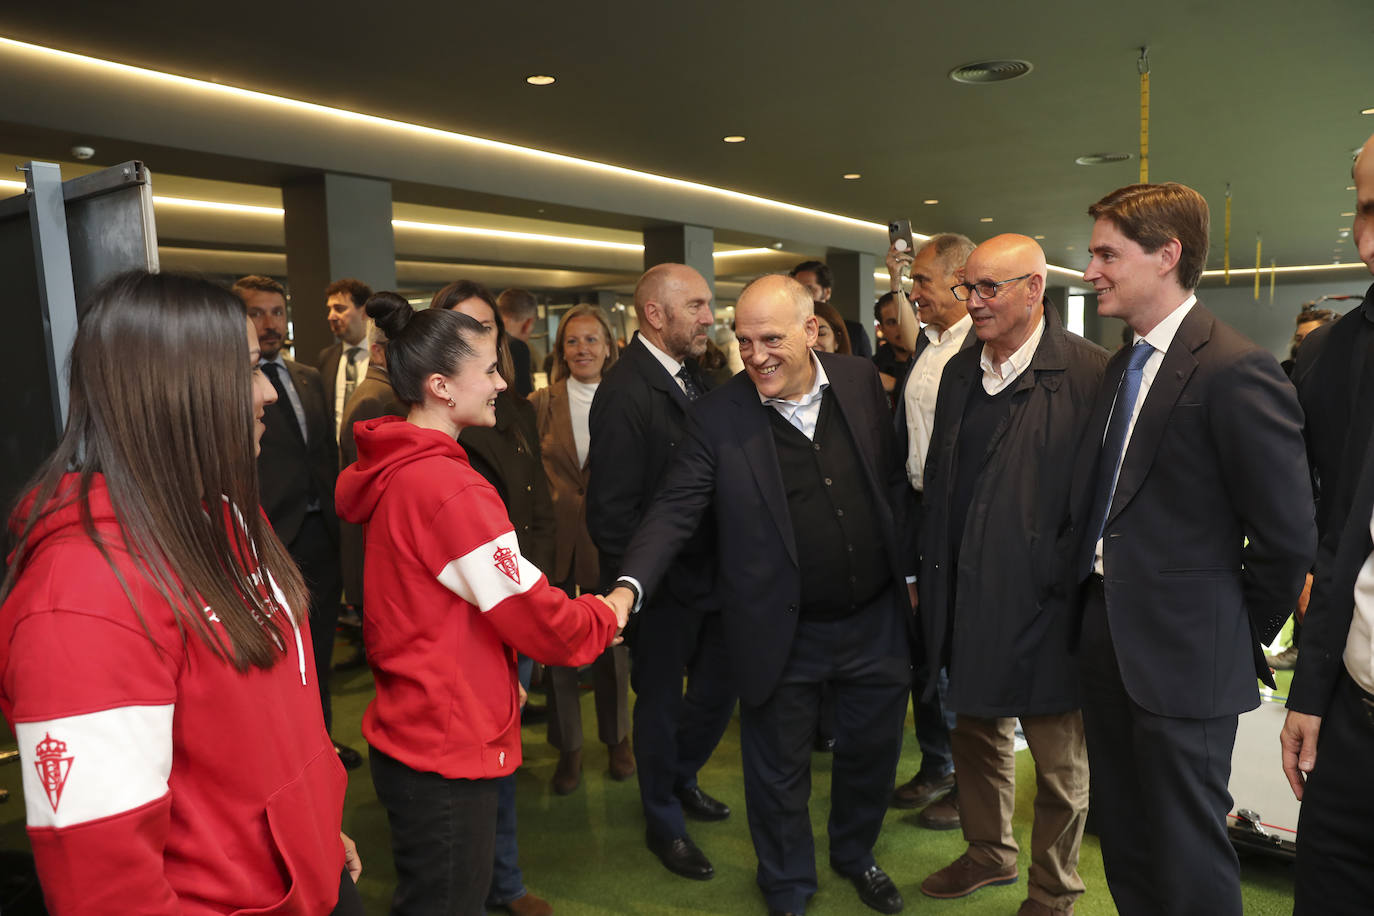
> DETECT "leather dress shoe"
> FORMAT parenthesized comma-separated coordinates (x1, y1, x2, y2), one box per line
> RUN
(333, 741, 363, 770)
(607, 737, 635, 780)
(844, 864, 903, 914)
(551, 749, 581, 795)
(916, 786, 961, 830)
(891, 770, 954, 809)
(920, 852, 1018, 898)
(646, 832, 714, 880)
(496, 892, 553, 916)
(675, 785, 730, 821)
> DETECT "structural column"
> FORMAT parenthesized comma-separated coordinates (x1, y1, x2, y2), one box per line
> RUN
(283, 173, 397, 361)
(643, 224, 714, 291)
(828, 250, 877, 351)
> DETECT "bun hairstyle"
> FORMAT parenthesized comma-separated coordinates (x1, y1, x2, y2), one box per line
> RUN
(366, 294, 487, 406)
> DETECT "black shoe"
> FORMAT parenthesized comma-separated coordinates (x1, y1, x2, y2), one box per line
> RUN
(814, 734, 836, 753)
(846, 864, 903, 914)
(646, 832, 714, 880)
(333, 741, 363, 770)
(676, 785, 730, 821)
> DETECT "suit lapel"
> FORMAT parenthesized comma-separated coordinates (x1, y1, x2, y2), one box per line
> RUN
(630, 337, 693, 413)
(732, 383, 798, 566)
(1106, 306, 1208, 524)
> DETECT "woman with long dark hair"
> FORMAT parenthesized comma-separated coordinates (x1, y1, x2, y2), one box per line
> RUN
(0, 271, 361, 915)
(336, 296, 624, 916)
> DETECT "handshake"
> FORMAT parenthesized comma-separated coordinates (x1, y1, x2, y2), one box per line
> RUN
(594, 585, 637, 645)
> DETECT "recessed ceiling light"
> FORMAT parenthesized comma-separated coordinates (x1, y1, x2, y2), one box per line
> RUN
(723, 135, 746, 143)
(1363, 107, 1374, 115)
(949, 59, 1033, 84)
(1066, 245, 1075, 251)
(1033, 234, 1045, 240)
(843, 173, 862, 180)
(525, 75, 555, 86)
(1342, 211, 1355, 217)
(923, 199, 939, 205)
(1075, 153, 1132, 166)
(770, 241, 784, 249)
(979, 217, 994, 223)
(1349, 186, 1358, 191)
(1340, 229, 1351, 236)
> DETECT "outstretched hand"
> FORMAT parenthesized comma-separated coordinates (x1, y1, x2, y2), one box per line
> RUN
(595, 587, 636, 645)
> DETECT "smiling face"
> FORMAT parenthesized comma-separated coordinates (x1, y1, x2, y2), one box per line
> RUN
(246, 317, 276, 455)
(736, 277, 818, 402)
(445, 333, 506, 429)
(908, 243, 966, 331)
(1084, 217, 1171, 326)
(560, 314, 610, 383)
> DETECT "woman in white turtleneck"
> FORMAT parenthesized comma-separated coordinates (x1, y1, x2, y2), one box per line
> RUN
(528, 305, 635, 794)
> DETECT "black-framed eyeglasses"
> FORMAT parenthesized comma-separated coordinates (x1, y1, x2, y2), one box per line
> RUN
(950, 273, 1031, 302)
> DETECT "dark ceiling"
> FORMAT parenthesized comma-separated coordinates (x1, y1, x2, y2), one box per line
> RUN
(2, 0, 1372, 271)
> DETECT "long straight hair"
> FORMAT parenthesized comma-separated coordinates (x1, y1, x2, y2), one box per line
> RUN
(1, 271, 307, 669)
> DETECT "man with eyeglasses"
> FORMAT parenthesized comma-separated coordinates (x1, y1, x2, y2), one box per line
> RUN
(914, 235, 1105, 913)
(882, 233, 976, 830)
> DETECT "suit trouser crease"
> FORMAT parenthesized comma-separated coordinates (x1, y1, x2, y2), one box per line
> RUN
(547, 644, 631, 752)
(950, 712, 1088, 907)
(630, 596, 737, 842)
(1078, 580, 1242, 916)
(739, 595, 910, 913)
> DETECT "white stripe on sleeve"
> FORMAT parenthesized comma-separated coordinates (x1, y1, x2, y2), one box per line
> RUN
(16, 704, 174, 829)
(435, 530, 539, 612)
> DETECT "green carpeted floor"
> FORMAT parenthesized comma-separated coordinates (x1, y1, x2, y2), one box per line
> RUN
(0, 645, 1301, 915)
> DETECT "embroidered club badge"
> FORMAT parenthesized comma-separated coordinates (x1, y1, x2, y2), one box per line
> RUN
(34, 732, 73, 812)
(493, 546, 520, 584)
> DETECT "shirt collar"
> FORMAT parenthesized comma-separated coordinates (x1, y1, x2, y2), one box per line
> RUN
(925, 312, 973, 347)
(637, 333, 684, 377)
(979, 314, 1046, 383)
(1135, 294, 1197, 353)
(759, 350, 829, 408)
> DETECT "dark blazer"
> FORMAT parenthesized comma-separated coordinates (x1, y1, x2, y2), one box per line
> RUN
(338, 364, 406, 606)
(316, 341, 342, 429)
(921, 307, 1106, 717)
(459, 390, 556, 577)
(618, 352, 913, 707)
(257, 357, 339, 547)
(586, 335, 716, 604)
(530, 380, 599, 590)
(1069, 302, 1315, 718)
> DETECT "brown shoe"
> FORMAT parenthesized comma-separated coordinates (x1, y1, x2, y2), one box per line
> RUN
(1017, 899, 1073, 915)
(504, 891, 553, 916)
(920, 852, 1018, 899)
(916, 786, 961, 830)
(552, 749, 581, 795)
(608, 737, 636, 780)
(892, 770, 955, 809)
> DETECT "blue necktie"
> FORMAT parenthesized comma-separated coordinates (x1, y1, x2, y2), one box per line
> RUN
(1088, 340, 1154, 548)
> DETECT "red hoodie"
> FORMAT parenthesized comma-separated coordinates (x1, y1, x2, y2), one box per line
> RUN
(336, 416, 618, 779)
(0, 474, 346, 915)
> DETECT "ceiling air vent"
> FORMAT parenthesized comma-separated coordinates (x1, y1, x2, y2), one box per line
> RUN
(948, 60, 1034, 84)
(1075, 153, 1133, 166)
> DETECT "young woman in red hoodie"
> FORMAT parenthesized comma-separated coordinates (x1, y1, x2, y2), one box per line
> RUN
(0, 271, 361, 915)
(335, 297, 627, 916)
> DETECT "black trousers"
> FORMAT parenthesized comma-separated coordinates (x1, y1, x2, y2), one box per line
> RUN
(332, 868, 365, 916)
(1294, 670, 1374, 914)
(370, 747, 500, 916)
(1078, 578, 1241, 916)
(739, 593, 910, 914)
(630, 595, 737, 843)
(289, 510, 342, 733)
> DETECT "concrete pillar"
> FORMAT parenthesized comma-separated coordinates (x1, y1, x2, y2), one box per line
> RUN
(643, 224, 714, 291)
(282, 173, 397, 361)
(829, 250, 877, 350)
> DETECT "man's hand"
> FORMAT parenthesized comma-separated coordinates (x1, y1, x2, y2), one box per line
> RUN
(1296, 572, 1313, 622)
(595, 587, 636, 645)
(341, 831, 363, 882)
(518, 683, 528, 708)
(1280, 710, 1322, 800)
(885, 243, 913, 293)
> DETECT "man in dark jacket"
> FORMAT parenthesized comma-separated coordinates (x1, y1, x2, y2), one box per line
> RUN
(916, 236, 1105, 914)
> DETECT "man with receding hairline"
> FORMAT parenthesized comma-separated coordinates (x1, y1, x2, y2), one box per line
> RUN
(610, 275, 915, 915)
(587, 262, 736, 882)
(915, 235, 1103, 913)
(1068, 183, 1313, 915)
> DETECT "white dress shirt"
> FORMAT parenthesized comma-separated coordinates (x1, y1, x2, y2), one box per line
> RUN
(1094, 295, 1196, 575)
(1345, 507, 1374, 695)
(980, 314, 1046, 395)
(333, 343, 371, 438)
(904, 313, 973, 491)
(638, 335, 688, 395)
(761, 352, 830, 440)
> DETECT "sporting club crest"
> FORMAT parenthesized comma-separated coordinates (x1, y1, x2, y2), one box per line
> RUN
(493, 545, 520, 584)
(33, 732, 73, 812)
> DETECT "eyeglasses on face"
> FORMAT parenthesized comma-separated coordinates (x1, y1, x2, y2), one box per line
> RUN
(950, 273, 1031, 302)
